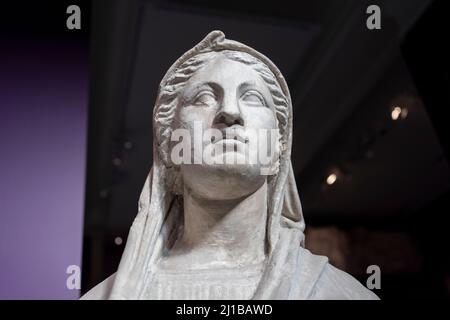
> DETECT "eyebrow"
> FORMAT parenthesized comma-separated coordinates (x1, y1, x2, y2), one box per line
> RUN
(238, 80, 260, 91)
(181, 82, 220, 102)
(188, 82, 223, 94)
(184, 80, 266, 99)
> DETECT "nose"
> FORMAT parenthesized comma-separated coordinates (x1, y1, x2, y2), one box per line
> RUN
(213, 95, 244, 127)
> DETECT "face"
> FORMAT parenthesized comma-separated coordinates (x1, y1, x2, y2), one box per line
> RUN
(171, 55, 280, 200)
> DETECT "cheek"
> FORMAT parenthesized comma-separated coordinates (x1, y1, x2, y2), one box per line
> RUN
(243, 109, 280, 167)
(178, 107, 216, 130)
(244, 109, 278, 130)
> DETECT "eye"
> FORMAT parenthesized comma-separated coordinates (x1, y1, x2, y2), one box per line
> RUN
(193, 91, 217, 106)
(240, 90, 266, 107)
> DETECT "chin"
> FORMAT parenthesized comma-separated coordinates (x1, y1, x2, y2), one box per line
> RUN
(181, 163, 266, 200)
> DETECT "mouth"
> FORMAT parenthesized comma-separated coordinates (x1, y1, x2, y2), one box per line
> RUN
(212, 129, 248, 144)
(216, 139, 245, 148)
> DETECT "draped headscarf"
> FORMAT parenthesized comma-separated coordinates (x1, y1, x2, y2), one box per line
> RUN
(108, 31, 306, 299)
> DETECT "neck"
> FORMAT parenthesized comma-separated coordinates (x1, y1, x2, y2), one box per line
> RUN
(172, 181, 268, 268)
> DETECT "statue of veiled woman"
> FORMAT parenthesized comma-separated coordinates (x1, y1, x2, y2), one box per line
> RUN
(81, 31, 379, 300)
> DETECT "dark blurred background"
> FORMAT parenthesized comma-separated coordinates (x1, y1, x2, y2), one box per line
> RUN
(1, 0, 449, 299)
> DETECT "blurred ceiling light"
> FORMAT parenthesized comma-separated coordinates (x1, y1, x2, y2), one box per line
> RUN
(400, 107, 408, 119)
(326, 173, 337, 185)
(391, 106, 402, 120)
(124, 141, 133, 150)
(114, 237, 123, 246)
(391, 105, 408, 120)
(112, 157, 122, 166)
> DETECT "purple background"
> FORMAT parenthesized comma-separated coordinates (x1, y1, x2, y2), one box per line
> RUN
(0, 42, 87, 299)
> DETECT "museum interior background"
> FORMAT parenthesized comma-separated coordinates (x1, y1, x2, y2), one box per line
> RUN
(1, 0, 449, 299)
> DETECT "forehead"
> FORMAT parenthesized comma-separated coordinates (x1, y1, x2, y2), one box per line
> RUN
(187, 54, 266, 88)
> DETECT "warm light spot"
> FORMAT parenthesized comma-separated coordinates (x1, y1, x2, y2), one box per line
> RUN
(391, 106, 402, 120)
(326, 173, 337, 185)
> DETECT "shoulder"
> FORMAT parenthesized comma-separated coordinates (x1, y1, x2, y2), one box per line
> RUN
(80, 273, 116, 300)
(311, 263, 379, 300)
(293, 248, 379, 300)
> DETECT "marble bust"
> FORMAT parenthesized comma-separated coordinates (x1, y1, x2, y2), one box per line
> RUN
(81, 31, 379, 300)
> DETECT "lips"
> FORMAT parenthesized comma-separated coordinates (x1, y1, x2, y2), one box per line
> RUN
(214, 128, 248, 144)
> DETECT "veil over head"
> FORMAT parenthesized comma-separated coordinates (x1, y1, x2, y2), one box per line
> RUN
(109, 31, 306, 299)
